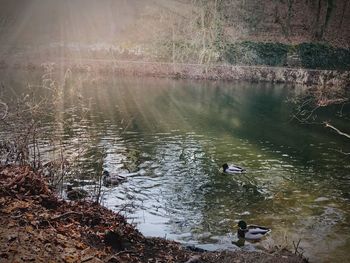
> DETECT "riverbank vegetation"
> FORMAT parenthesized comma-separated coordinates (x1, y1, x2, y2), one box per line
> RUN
(1, 1, 350, 71)
(145, 0, 350, 69)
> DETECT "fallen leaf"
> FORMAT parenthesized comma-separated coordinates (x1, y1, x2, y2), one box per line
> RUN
(25, 225, 34, 234)
(7, 234, 18, 242)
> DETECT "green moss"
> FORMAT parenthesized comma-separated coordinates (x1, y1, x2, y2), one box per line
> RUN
(297, 43, 350, 70)
(224, 41, 350, 70)
(224, 41, 289, 66)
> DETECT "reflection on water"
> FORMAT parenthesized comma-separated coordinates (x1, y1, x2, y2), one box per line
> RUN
(1, 70, 350, 262)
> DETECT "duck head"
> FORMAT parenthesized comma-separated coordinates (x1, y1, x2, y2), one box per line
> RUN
(238, 220, 247, 230)
(222, 163, 229, 171)
(66, 183, 73, 192)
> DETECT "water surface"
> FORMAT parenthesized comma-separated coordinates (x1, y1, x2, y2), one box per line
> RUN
(1, 70, 350, 262)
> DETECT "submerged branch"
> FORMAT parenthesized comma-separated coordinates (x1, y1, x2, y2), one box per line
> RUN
(335, 149, 350, 155)
(324, 122, 350, 139)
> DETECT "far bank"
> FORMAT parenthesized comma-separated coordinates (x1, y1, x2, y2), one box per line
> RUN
(1, 58, 349, 88)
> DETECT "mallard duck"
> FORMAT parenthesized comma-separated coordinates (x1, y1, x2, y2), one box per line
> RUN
(66, 184, 88, 200)
(223, 163, 245, 173)
(236, 220, 271, 241)
(102, 170, 126, 186)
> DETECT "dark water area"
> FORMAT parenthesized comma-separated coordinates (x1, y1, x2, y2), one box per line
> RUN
(1, 69, 350, 262)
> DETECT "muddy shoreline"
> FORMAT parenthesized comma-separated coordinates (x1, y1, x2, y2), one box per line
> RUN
(1, 58, 349, 87)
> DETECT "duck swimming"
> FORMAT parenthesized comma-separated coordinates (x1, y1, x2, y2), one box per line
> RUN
(102, 170, 127, 186)
(236, 220, 271, 241)
(222, 163, 245, 173)
(66, 184, 88, 200)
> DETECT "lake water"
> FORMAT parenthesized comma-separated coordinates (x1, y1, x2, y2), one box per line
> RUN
(1, 69, 350, 262)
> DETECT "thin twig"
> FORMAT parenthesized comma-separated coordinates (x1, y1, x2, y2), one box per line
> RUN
(117, 202, 135, 215)
(51, 211, 83, 220)
(115, 250, 137, 256)
(293, 239, 301, 254)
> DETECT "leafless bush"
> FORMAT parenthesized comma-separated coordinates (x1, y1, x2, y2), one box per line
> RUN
(0, 65, 106, 197)
(144, 0, 226, 65)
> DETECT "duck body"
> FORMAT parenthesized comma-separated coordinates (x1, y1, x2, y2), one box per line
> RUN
(102, 170, 126, 186)
(237, 220, 270, 241)
(223, 163, 245, 174)
(66, 184, 88, 200)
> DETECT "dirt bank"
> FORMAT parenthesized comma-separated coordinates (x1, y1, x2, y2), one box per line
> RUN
(1, 58, 349, 88)
(0, 165, 307, 263)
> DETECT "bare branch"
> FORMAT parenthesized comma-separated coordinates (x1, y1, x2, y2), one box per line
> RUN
(51, 211, 83, 220)
(317, 98, 348, 107)
(0, 101, 8, 120)
(324, 122, 350, 139)
(334, 149, 350, 155)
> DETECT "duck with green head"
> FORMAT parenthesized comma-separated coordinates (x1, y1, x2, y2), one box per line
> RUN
(102, 170, 127, 186)
(237, 220, 271, 241)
